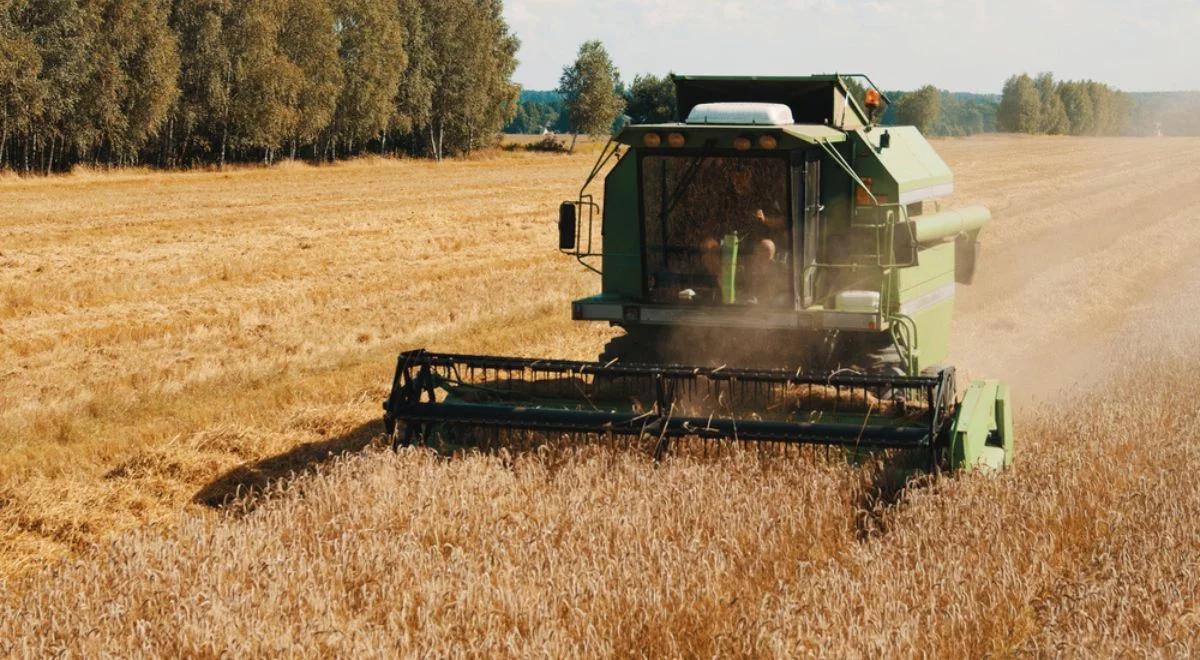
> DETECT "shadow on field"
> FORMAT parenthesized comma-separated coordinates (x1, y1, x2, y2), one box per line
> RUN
(851, 451, 934, 542)
(194, 421, 383, 509)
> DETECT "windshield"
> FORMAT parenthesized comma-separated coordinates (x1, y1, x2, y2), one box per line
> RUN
(641, 155, 791, 306)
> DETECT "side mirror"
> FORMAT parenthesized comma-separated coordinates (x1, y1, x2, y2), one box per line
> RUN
(558, 202, 577, 250)
(955, 233, 980, 285)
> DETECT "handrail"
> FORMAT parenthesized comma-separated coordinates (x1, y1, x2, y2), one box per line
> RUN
(567, 138, 624, 275)
(579, 137, 621, 198)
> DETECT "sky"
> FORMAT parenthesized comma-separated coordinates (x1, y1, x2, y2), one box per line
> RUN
(503, 0, 1200, 93)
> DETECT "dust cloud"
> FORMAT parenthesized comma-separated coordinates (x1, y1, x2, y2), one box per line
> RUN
(942, 135, 1200, 401)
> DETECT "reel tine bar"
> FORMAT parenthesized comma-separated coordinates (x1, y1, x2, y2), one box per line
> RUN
(384, 350, 955, 454)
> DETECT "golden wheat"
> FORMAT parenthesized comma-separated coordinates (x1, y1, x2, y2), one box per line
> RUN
(2, 361, 1198, 656)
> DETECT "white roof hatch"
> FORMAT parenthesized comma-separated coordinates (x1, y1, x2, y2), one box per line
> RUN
(685, 102, 795, 126)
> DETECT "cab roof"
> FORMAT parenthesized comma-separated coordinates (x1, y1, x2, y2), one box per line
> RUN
(672, 75, 870, 129)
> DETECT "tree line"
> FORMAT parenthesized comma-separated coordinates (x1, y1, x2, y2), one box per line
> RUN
(0, 0, 519, 173)
(506, 72, 677, 135)
(507, 48, 998, 140)
(997, 73, 1129, 136)
(882, 86, 998, 136)
(504, 41, 675, 139)
(884, 75, 1195, 138)
(511, 48, 1196, 143)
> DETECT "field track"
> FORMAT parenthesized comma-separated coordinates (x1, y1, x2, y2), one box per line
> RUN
(2, 136, 1200, 653)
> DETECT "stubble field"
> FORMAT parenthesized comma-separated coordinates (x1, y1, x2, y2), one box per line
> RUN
(2, 136, 1200, 654)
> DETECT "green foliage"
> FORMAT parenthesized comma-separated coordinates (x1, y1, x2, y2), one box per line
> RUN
(0, 0, 45, 168)
(894, 84, 940, 133)
(1086, 80, 1129, 136)
(1035, 73, 1069, 135)
(505, 96, 562, 134)
(998, 74, 1041, 133)
(881, 89, 995, 137)
(1058, 81, 1095, 135)
(222, 1, 295, 157)
(624, 73, 675, 125)
(69, 0, 180, 163)
(514, 78, 999, 139)
(408, 0, 518, 160)
(169, 0, 231, 162)
(328, 0, 404, 153)
(999, 72, 1129, 136)
(16, 0, 95, 169)
(388, 0, 430, 139)
(281, 0, 342, 151)
(0, 0, 520, 171)
(7, 5, 1173, 174)
(931, 93, 997, 136)
(558, 40, 624, 150)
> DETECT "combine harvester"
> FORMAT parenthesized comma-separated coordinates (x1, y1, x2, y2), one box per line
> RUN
(384, 75, 1013, 472)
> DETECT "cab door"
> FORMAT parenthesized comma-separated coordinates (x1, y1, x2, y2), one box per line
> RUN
(792, 150, 822, 308)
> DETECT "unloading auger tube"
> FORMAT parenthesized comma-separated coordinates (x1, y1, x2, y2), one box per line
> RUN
(382, 350, 1012, 471)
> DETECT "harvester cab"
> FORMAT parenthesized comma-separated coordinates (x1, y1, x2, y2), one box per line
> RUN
(385, 74, 1014, 473)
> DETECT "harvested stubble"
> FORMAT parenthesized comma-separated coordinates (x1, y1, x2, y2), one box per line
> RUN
(2, 361, 1198, 656)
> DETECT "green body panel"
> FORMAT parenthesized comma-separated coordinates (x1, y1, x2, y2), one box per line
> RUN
(998, 382, 1015, 467)
(570, 74, 1006, 399)
(950, 380, 1015, 471)
(851, 126, 953, 203)
(904, 299, 953, 371)
(895, 241, 954, 295)
(600, 152, 642, 298)
(886, 241, 955, 372)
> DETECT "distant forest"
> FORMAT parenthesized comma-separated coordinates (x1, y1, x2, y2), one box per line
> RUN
(507, 83, 1200, 138)
(883, 90, 1000, 136)
(506, 86, 1003, 137)
(1, 0, 520, 173)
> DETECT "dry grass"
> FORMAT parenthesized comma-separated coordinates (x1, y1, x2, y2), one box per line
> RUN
(3, 136, 1200, 654)
(0, 149, 613, 572)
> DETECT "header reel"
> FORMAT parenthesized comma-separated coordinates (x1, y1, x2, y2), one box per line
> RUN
(381, 350, 999, 470)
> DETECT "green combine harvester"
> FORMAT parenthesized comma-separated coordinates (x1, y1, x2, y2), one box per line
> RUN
(384, 75, 1014, 472)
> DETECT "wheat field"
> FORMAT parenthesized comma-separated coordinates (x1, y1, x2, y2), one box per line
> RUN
(2, 137, 1200, 654)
